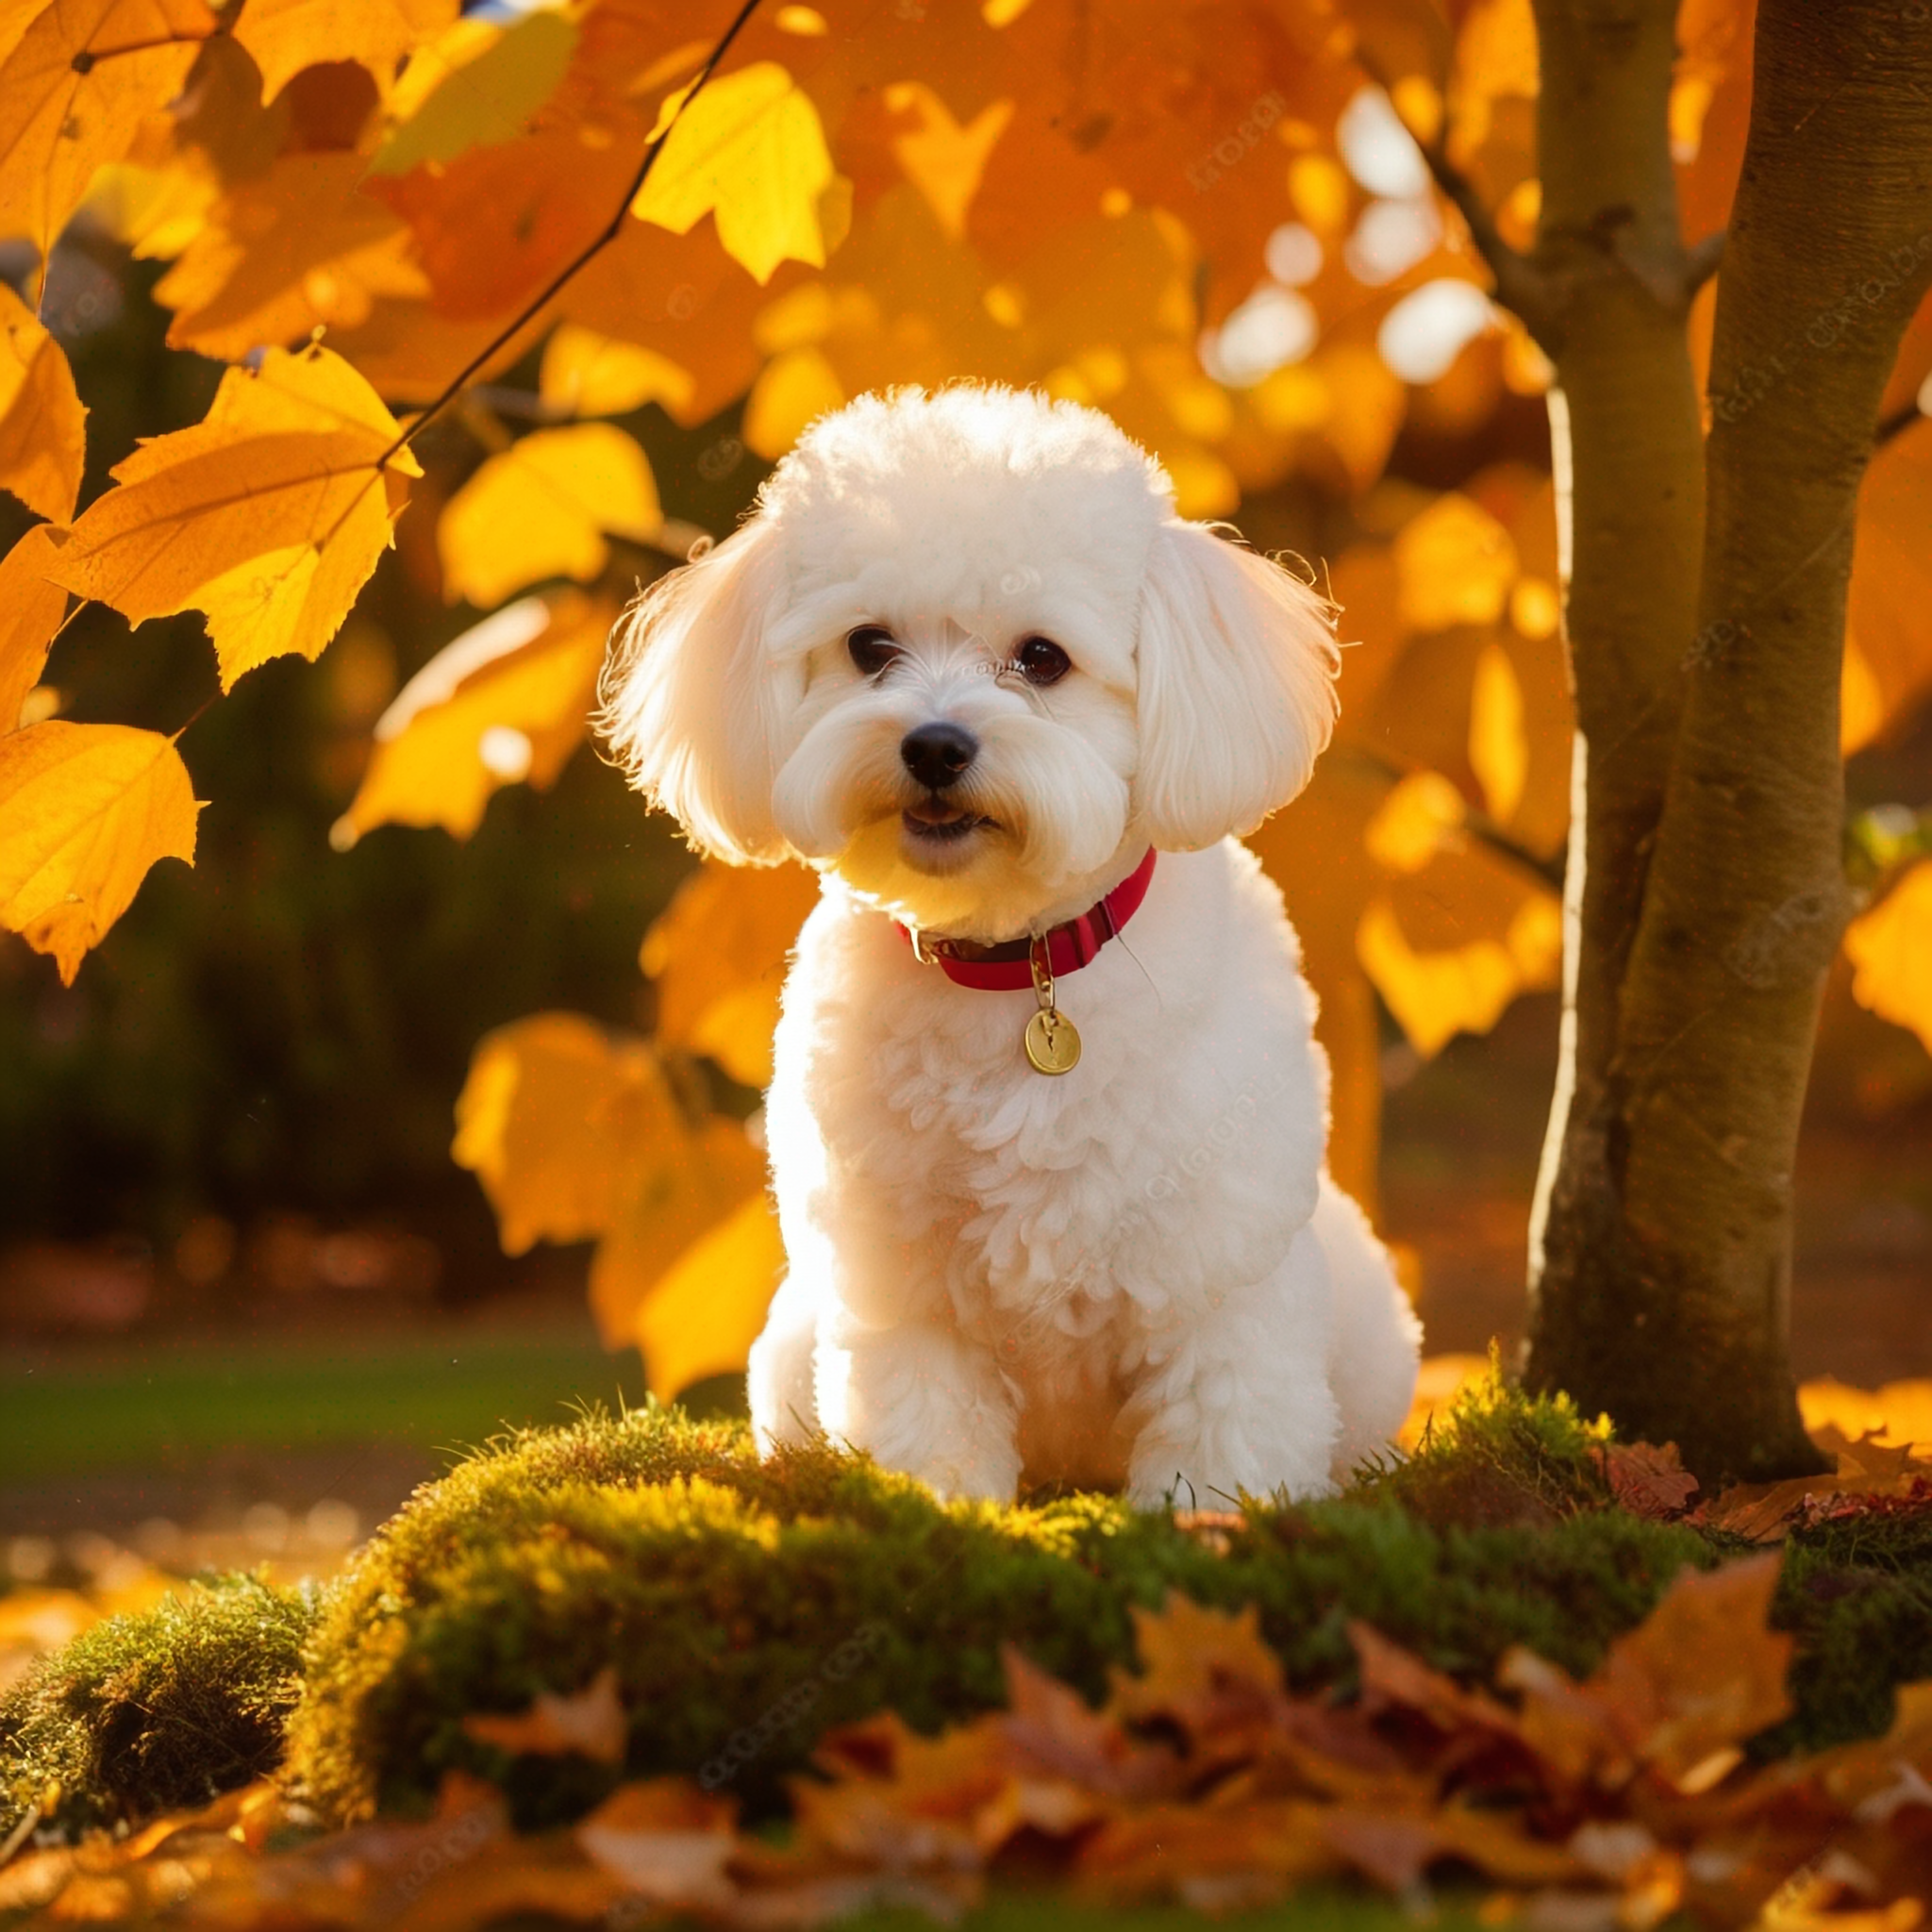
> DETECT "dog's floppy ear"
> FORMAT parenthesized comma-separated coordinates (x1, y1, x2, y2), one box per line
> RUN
(598, 519, 792, 864)
(1131, 519, 1340, 850)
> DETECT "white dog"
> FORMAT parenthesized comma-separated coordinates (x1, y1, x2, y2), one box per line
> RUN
(602, 385, 1421, 1507)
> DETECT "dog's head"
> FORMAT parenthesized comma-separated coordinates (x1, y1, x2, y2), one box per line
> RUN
(600, 385, 1338, 938)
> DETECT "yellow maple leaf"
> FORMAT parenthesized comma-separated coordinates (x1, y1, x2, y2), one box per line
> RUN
(0, 525, 68, 732)
(633, 61, 838, 285)
(0, 283, 85, 521)
(641, 860, 822, 1090)
(1843, 860, 1932, 1055)
(438, 424, 661, 609)
(153, 152, 429, 361)
(234, 0, 458, 103)
(741, 344, 844, 460)
(333, 591, 612, 846)
(0, 0, 217, 266)
(633, 1192, 785, 1403)
(1467, 638, 1526, 823)
(1357, 855, 1560, 1058)
(369, 8, 576, 177)
(451, 1012, 766, 1347)
(0, 720, 198, 984)
(589, 1112, 767, 1350)
(1393, 492, 1518, 632)
(41, 345, 419, 691)
(541, 325, 696, 420)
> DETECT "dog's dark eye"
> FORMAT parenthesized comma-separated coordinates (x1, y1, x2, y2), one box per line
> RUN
(1015, 636, 1071, 687)
(847, 625, 901, 677)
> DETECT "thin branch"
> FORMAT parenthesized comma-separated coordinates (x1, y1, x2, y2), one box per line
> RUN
(1348, 47, 1557, 341)
(1875, 401, 1927, 451)
(374, 0, 767, 471)
(1333, 744, 1567, 892)
(1683, 227, 1725, 294)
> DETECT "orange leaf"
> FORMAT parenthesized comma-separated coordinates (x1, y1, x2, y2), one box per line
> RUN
(41, 345, 419, 691)
(333, 591, 611, 846)
(0, 525, 67, 732)
(153, 151, 428, 361)
(0, 721, 199, 983)
(234, 0, 458, 103)
(1108, 1595, 1284, 1736)
(1594, 1441, 1700, 1520)
(1844, 861, 1932, 1055)
(1593, 1555, 1792, 1788)
(631, 1191, 783, 1404)
(0, 282, 85, 520)
(0, 0, 216, 264)
(640, 859, 822, 1089)
(462, 1667, 627, 1765)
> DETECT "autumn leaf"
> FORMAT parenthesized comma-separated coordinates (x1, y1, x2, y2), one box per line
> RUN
(539, 324, 697, 420)
(640, 859, 822, 1088)
(0, 0, 217, 266)
(234, 0, 458, 104)
(1593, 1441, 1700, 1520)
(0, 720, 199, 984)
(0, 282, 85, 520)
(41, 345, 419, 691)
(153, 152, 429, 361)
(633, 60, 840, 283)
(464, 1667, 627, 1765)
(633, 1191, 784, 1402)
(450, 1011, 767, 1348)
(438, 424, 661, 608)
(0, 525, 68, 732)
(1843, 861, 1932, 1054)
(368, 9, 577, 178)
(332, 591, 612, 847)
(1108, 1596, 1284, 1737)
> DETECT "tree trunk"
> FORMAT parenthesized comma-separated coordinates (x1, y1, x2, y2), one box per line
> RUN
(1525, 0, 1932, 1479)
(1515, 0, 1708, 1436)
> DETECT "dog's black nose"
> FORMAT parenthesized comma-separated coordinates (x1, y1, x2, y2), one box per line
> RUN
(901, 722, 977, 791)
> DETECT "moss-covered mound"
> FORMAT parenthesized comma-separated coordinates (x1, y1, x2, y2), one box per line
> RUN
(285, 1395, 1717, 1829)
(8, 1376, 1927, 1848)
(0, 1574, 320, 1841)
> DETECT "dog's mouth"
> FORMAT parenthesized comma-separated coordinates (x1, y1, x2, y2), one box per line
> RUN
(901, 795, 994, 843)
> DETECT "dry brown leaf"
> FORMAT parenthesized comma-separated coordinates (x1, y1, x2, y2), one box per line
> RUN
(463, 1666, 627, 1766)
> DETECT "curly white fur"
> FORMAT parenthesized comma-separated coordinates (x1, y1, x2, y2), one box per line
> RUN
(603, 384, 1421, 1507)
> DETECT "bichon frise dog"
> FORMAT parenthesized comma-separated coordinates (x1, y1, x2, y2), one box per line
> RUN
(602, 384, 1421, 1507)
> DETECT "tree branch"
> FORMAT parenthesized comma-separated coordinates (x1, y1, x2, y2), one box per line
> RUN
(1350, 48, 1558, 344)
(1684, 228, 1726, 294)
(374, 0, 767, 470)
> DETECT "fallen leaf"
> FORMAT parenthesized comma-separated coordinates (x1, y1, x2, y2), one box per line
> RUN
(1595, 1442, 1700, 1520)
(42, 345, 420, 691)
(0, 281, 85, 520)
(0, 720, 199, 983)
(438, 423, 661, 608)
(463, 1666, 627, 1765)
(1108, 1595, 1285, 1738)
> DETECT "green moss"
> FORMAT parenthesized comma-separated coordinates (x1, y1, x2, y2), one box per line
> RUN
(16, 1378, 1930, 1846)
(0, 1574, 321, 1841)
(1764, 1499, 1932, 1757)
(286, 1402, 1709, 1829)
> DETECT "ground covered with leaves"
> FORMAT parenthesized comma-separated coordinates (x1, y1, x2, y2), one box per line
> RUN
(3, 1373, 1931, 1927)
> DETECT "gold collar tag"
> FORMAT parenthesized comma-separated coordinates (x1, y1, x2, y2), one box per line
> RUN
(1024, 940, 1082, 1075)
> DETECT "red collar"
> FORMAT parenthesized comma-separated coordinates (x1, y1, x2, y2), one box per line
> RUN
(897, 849, 1158, 991)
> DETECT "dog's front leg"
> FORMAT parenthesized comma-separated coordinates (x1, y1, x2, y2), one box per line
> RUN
(1122, 1219, 1340, 1509)
(816, 1315, 1022, 1503)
